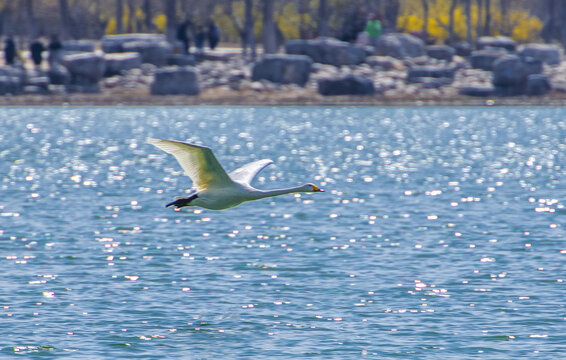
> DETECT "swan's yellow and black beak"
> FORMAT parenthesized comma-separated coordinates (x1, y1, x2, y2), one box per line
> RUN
(312, 185, 324, 192)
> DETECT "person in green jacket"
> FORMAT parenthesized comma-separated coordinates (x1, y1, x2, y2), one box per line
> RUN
(364, 14, 382, 45)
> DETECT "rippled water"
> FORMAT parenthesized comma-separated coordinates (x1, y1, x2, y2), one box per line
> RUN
(1, 106, 565, 358)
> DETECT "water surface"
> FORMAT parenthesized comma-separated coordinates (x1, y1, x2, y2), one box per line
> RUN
(1, 106, 565, 358)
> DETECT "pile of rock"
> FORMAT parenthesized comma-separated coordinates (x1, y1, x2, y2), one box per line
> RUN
(0, 31, 564, 101)
(459, 37, 561, 97)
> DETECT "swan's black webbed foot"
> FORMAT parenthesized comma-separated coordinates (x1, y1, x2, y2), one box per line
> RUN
(166, 194, 198, 208)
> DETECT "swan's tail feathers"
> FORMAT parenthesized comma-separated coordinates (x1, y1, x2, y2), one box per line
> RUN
(166, 194, 198, 208)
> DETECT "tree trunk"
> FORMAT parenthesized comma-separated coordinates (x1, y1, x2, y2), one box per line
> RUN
(476, 0, 482, 37)
(127, 0, 135, 33)
(559, 1, 566, 49)
(483, 0, 491, 36)
(464, 0, 472, 44)
(384, 0, 400, 32)
(448, 0, 457, 44)
(116, 0, 123, 34)
(318, 0, 329, 37)
(165, 0, 176, 43)
(24, 0, 36, 39)
(262, 0, 277, 54)
(144, 0, 153, 32)
(244, 0, 256, 60)
(421, 0, 429, 42)
(499, 0, 509, 36)
(298, 0, 308, 39)
(59, 0, 71, 39)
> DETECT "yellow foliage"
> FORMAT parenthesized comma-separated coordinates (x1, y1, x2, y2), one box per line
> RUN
(106, 18, 116, 35)
(136, 8, 144, 21)
(509, 10, 543, 42)
(276, 2, 302, 40)
(398, 0, 542, 43)
(397, 14, 422, 33)
(154, 14, 167, 33)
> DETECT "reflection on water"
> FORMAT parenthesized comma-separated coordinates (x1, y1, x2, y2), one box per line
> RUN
(0, 106, 565, 358)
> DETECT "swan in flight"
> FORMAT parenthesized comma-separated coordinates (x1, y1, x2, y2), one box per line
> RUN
(147, 138, 324, 210)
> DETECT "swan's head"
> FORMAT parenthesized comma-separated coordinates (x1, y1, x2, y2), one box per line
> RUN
(306, 183, 324, 192)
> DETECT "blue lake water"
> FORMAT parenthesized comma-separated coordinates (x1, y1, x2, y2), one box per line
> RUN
(0, 106, 565, 358)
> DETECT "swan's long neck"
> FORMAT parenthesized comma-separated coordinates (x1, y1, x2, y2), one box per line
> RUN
(251, 185, 310, 200)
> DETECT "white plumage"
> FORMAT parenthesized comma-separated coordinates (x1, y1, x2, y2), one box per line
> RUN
(147, 138, 323, 210)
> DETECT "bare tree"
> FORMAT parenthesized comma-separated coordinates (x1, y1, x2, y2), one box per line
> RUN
(499, 0, 509, 36)
(483, 0, 491, 36)
(144, 0, 153, 32)
(550, 0, 566, 49)
(383, 0, 400, 31)
(476, 0, 482, 37)
(421, 0, 429, 41)
(245, 0, 256, 60)
(464, 0, 472, 43)
(262, 0, 277, 54)
(165, 0, 176, 43)
(116, 0, 124, 33)
(24, 0, 37, 39)
(448, 0, 457, 44)
(298, 0, 309, 39)
(59, 0, 71, 39)
(318, 0, 329, 37)
(127, 0, 135, 33)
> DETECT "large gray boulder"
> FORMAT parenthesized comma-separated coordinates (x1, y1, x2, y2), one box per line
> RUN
(0, 67, 26, 95)
(285, 38, 366, 66)
(62, 40, 95, 53)
(427, 45, 455, 62)
(407, 65, 456, 83)
(492, 55, 527, 87)
(122, 40, 172, 67)
(374, 33, 425, 59)
(477, 36, 516, 52)
(24, 76, 50, 94)
(251, 54, 312, 86)
(518, 43, 562, 65)
(365, 56, 403, 70)
(104, 52, 142, 76)
(454, 42, 473, 57)
(48, 63, 71, 85)
(150, 66, 200, 95)
(317, 74, 374, 96)
(522, 57, 543, 76)
(62, 52, 106, 86)
(526, 74, 551, 96)
(459, 85, 495, 97)
(167, 54, 196, 66)
(101, 33, 166, 53)
(470, 49, 507, 70)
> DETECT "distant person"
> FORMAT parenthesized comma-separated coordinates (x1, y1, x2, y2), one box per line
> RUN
(207, 20, 220, 50)
(4, 35, 16, 66)
(195, 26, 206, 53)
(364, 14, 382, 46)
(176, 20, 192, 54)
(30, 39, 45, 70)
(48, 35, 63, 67)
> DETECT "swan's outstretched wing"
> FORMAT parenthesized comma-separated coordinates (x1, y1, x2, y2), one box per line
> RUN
(147, 138, 233, 190)
(229, 159, 273, 185)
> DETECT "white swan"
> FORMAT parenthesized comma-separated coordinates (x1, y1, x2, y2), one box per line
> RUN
(147, 138, 323, 210)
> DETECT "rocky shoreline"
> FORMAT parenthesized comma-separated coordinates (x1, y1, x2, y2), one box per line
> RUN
(2, 33, 566, 107)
